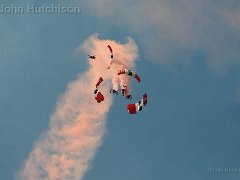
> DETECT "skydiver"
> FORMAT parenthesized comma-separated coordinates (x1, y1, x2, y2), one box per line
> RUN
(94, 77, 105, 103)
(126, 95, 132, 100)
(88, 55, 96, 59)
(121, 86, 132, 100)
(121, 85, 128, 96)
(110, 89, 118, 95)
(106, 45, 114, 69)
(95, 91, 104, 103)
(127, 93, 148, 114)
(118, 69, 141, 83)
(121, 89, 125, 96)
(107, 45, 113, 53)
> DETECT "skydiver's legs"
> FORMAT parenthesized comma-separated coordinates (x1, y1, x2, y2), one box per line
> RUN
(143, 93, 147, 106)
(121, 87, 132, 100)
(121, 89, 125, 96)
(136, 93, 148, 112)
(113, 89, 118, 95)
(110, 89, 118, 95)
(126, 95, 132, 100)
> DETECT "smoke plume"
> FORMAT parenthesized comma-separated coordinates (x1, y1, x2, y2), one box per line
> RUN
(17, 34, 138, 180)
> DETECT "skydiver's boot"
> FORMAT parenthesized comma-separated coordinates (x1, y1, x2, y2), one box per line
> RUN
(143, 93, 147, 106)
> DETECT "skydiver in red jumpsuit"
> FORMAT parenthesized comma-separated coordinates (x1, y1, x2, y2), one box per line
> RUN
(121, 85, 132, 100)
(110, 89, 118, 95)
(94, 77, 104, 103)
(127, 93, 147, 114)
(95, 91, 104, 103)
(107, 45, 114, 69)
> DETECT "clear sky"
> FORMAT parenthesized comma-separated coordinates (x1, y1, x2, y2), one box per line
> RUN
(0, 0, 240, 180)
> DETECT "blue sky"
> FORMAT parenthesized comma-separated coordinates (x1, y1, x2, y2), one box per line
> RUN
(0, 0, 240, 180)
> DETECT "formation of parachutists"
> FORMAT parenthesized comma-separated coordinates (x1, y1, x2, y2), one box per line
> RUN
(89, 45, 148, 114)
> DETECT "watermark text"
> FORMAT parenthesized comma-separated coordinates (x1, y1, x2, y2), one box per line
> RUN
(0, 4, 81, 15)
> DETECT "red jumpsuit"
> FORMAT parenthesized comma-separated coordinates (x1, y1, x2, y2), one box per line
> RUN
(95, 92, 104, 103)
(127, 104, 138, 114)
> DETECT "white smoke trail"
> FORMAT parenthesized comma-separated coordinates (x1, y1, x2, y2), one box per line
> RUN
(17, 34, 138, 180)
